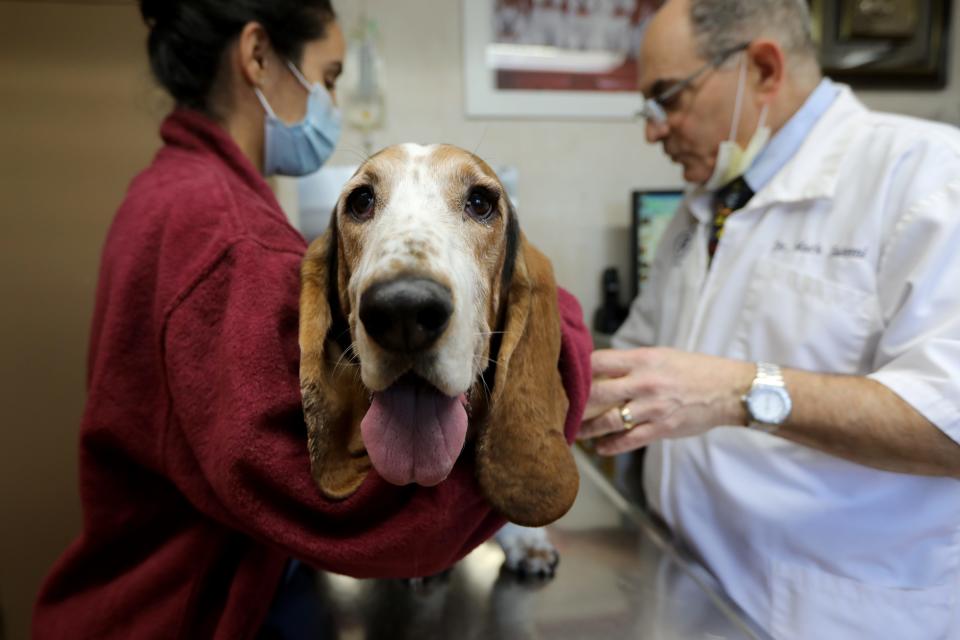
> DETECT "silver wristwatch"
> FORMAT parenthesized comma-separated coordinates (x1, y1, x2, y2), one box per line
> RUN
(742, 362, 792, 432)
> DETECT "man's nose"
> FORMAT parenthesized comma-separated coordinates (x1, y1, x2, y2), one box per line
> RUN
(645, 118, 669, 143)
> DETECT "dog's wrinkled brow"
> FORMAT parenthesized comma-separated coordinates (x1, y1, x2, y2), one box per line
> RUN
(424, 147, 505, 212)
(341, 145, 411, 210)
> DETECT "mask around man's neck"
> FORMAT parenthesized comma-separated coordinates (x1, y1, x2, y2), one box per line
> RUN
(704, 54, 771, 191)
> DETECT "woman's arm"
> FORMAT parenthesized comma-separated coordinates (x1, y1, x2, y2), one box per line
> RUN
(162, 239, 592, 578)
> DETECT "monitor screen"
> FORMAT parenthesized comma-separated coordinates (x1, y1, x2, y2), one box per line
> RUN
(630, 190, 685, 299)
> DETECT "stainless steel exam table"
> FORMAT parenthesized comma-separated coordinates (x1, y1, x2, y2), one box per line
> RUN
(309, 448, 773, 640)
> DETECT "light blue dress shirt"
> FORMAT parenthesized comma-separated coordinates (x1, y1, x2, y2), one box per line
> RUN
(744, 78, 840, 193)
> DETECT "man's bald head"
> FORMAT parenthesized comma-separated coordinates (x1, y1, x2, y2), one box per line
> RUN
(654, 0, 820, 76)
(636, 0, 823, 185)
(639, 0, 701, 88)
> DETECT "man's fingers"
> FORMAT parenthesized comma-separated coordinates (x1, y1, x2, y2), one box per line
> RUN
(585, 376, 638, 421)
(580, 398, 664, 455)
(586, 349, 663, 424)
(591, 349, 631, 378)
(591, 347, 658, 378)
(595, 423, 659, 456)
(579, 407, 626, 440)
(582, 402, 609, 422)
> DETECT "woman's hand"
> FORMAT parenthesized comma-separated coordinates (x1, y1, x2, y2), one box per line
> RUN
(579, 347, 755, 455)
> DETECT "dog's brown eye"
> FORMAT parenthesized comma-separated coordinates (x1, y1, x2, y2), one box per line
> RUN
(465, 188, 497, 222)
(347, 186, 375, 220)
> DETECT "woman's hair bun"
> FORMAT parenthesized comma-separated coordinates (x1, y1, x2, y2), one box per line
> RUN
(140, 0, 180, 27)
(141, 0, 336, 111)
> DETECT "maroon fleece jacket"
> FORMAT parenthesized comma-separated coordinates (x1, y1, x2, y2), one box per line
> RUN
(32, 109, 593, 639)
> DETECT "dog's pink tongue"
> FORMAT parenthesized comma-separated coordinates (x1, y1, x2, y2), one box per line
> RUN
(360, 382, 468, 487)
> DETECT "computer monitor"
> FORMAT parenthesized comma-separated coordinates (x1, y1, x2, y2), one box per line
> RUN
(630, 189, 685, 299)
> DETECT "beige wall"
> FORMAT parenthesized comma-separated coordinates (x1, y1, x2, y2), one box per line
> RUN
(0, 2, 164, 638)
(0, 0, 957, 638)
(328, 0, 960, 315)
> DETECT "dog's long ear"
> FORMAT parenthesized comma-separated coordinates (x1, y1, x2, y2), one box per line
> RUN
(299, 223, 372, 499)
(475, 231, 579, 527)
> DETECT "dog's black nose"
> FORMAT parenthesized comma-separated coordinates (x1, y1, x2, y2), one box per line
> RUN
(359, 278, 453, 353)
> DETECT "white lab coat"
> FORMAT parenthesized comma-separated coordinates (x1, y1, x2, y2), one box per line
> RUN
(614, 87, 960, 639)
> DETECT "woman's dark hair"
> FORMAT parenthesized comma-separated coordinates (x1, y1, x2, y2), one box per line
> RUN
(140, 0, 336, 111)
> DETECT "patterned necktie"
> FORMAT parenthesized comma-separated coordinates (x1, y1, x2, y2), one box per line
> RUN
(709, 176, 755, 260)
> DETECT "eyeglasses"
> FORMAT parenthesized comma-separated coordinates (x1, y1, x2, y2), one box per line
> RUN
(637, 42, 751, 125)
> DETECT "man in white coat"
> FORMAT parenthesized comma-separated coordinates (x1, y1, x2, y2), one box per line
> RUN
(580, 0, 960, 637)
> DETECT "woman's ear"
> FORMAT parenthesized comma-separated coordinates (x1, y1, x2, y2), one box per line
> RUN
(299, 224, 372, 499)
(474, 234, 579, 527)
(237, 22, 270, 88)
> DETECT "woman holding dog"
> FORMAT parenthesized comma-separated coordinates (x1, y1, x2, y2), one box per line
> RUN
(32, 1, 593, 637)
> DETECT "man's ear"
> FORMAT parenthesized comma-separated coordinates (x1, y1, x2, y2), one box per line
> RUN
(748, 38, 785, 101)
(299, 221, 372, 499)
(473, 233, 579, 527)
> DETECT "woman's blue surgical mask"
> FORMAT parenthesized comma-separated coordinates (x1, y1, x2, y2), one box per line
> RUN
(254, 60, 342, 177)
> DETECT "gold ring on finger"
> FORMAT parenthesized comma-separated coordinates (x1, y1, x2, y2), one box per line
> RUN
(619, 404, 636, 431)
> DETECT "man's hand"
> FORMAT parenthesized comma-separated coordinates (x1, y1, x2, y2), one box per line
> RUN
(579, 347, 755, 455)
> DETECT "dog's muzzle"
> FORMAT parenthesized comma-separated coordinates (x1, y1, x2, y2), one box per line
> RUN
(359, 277, 453, 353)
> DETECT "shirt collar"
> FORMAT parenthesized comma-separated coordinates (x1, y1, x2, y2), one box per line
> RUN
(744, 78, 840, 193)
(749, 84, 866, 209)
(684, 83, 862, 222)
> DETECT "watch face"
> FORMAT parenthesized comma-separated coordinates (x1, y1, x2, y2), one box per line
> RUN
(747, 387, 791, 424)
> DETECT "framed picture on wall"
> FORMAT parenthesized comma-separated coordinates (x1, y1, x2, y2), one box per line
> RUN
(463, 0, 665, 119)
(810, 0, 952, 88)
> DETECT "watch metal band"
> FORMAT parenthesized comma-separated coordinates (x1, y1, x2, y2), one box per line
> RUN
(755, 361, 785, 388)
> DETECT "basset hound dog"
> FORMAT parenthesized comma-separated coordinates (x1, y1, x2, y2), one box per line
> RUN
(299, 143, 579, 576)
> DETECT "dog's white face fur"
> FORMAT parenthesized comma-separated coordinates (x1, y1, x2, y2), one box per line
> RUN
(335, 143, 512, 399)
(300, 143, 577, 524)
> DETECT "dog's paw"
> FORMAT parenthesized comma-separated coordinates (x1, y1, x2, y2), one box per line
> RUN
(494, 523, 559, 580)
